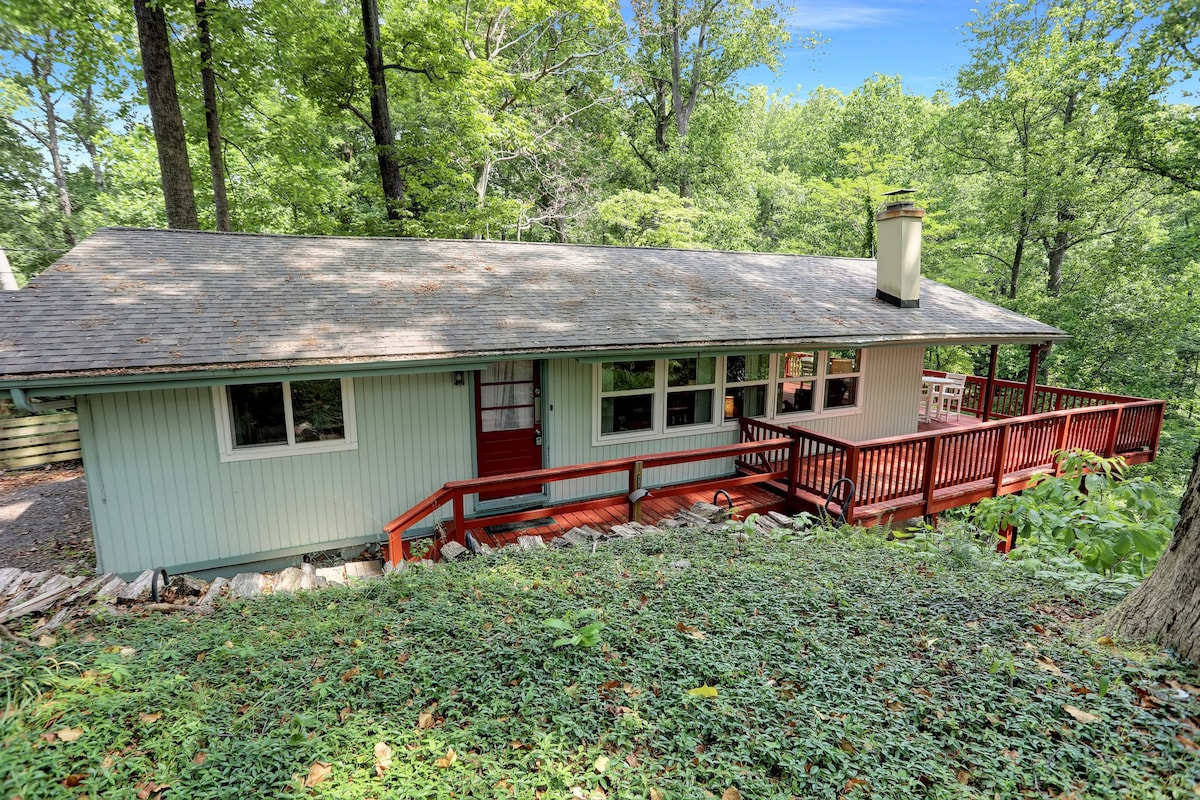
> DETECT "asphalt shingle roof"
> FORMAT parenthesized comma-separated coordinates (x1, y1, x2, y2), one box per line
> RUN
(0, 227, 1067, 381)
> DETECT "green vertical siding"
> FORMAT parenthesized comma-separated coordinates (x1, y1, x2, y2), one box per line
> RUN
(78, 346, 925, 575)
(79, 373, 474, 575)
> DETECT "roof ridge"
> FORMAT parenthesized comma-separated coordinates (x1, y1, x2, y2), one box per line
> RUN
(92, 226, 875, 262)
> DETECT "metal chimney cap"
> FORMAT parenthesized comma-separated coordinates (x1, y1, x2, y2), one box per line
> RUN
(882, 188, 917, 210)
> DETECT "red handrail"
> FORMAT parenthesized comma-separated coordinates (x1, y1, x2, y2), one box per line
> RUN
(383, 436, 794, 565)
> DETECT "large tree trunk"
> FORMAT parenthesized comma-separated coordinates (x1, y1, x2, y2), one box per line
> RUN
(360, 0, 405, 222)
(27, 54, 75, 247)
(133, 0, 199, 230)
(68, 86, 105, 190)
(1103, 445, 1200, 664)
(195, 0, 232, 232)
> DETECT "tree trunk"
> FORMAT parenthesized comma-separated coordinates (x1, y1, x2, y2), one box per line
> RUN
(28, 54, 75, 247)
(1102, 445, 1200, 664)
(360, 0, 406, 222)
(133, 0, 199, 230)
(195, 0, 232, 232)
(1009, 230, 1026, 299)
(69, 86, 105, 190)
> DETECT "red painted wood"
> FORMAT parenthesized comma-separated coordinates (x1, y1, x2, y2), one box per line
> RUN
(475, 360, 543, 501)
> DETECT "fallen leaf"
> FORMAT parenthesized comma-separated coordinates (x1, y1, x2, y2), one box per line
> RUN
(688, 685, 718, 698)
(886, 700, 905, 712)
(1063, 704, 1099, 724)
(418, 712, 435, 729)
(1000, 748, 1019, 762)
(838, 739, 857, 754)
(339, 707, 353, 723)
(192, 752, 207, 765)
(139, 712, 162, 724)
(1035, 657, 1064, 676)
(956, 769, 972, 785)
(435, 748, 458, 769)
(38, 634, 56, 647)
(374, 741, 393, 776)
(1176, 734, 1198, 751)
(721, 788, 741, 800)
(1096, 635, 1114, 646)
(304, 761, 331, 788)
(56, 727, 84, 742)
(594, 755, 610, 774)
(341, 666, 360, 682)
(625, 752, 639, 768)
(841, 777, 870, 794)
(650, 790, 664, 800)
(63, 774, 86, 787)
(599, 680, 622, 691)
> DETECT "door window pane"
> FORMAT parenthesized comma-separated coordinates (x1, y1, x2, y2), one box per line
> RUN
(291, 379, 345, 442)
(667, 389, 714, 427)
(601, 394, 654, 434)
(724, 385, 767, 419)
(482, 407, 536, 432)
(481, 360, 533, 383)
(601, 361, 655, 392)
(229, 383, 287, 447)
(481, 384, 534, 408)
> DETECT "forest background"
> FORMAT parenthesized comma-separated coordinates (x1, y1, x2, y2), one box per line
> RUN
(1, 0, 1197, 490)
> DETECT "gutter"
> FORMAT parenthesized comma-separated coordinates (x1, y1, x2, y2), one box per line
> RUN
(9, 387, 76, 413)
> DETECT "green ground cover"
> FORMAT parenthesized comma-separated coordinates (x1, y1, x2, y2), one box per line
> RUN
(2, 527, 1198, 799)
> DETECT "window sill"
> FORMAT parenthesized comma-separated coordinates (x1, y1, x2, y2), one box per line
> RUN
(772, 406, 863, 424)
(218, 438, 358, 463)
(593, 421, 726, 447)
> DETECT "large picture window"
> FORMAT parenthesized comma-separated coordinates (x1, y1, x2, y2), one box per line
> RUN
(595, 350, 863, 442)
(214, 378, 357, 461)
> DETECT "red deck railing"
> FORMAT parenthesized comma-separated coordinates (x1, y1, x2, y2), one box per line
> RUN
(777, 392, 1164, 525)
(383, 376, 1165, 562)
(383, 437, 794, 565)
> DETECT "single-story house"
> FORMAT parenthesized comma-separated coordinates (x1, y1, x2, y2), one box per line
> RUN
(2, 205, 1153, 577)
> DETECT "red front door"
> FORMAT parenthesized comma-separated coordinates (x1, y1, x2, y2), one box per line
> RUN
(475, 360, 543, 502)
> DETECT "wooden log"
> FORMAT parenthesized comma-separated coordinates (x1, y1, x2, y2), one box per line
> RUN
(31, 607, 74, 637)
(95, 574, 128, 599)
(64, 575, 107, 604)
(5, 571, 52, 606)
(0, 567, 23, 595)
(196, 576, 228, 608)
(117, 569, 157, 603)
(0, 582, 80, 623)
(142, 603, 214, 615)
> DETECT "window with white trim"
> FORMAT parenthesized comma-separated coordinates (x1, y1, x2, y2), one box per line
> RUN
(666, 356, 716, 428)
(595, 350, 864, 441)
(723, 354, 770, 420)
(214, 378, 357, 461)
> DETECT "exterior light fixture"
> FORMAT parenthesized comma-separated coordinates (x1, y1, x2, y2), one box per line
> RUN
(453, 371, 465, 386)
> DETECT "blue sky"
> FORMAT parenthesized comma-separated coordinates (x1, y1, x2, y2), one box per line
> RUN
(742, 0, 980, 98)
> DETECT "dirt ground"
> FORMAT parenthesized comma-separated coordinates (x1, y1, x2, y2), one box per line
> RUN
(0, 461, 95, 575)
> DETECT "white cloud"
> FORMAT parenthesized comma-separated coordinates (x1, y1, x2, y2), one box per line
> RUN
(787, 2, 904, 31)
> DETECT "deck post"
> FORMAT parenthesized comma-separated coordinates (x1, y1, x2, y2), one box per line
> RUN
(786, 436, 801, 513)
(1054, 414, 1072, 475)
(843, 444, 861, 522)
(1022, 345, 1040, 416)
(922, 435, 941, 516)
(452, 492, 466, 546)
(1105, 406, 1124, 458)
(629, 460, 644, 523)
(992, 423, 1011, 494)
(982, 345, 998, 422)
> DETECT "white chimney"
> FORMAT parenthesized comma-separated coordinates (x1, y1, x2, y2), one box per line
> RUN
(875, 195, 924, 308)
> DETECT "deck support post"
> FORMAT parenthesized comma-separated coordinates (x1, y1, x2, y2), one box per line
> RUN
(993, 423, 1011, 494)
(1022, 345, 1040, 416)
(1054, 415, 1073, 475)
(1105, 406, 1124, 459)
(629, 461, 644, 523)
(922, 435, 940, 517)
(452, 493, 466, 546)
(982, 345, 999, 422)
(843, 445, 861, 523)
(786, 437, 801, 513)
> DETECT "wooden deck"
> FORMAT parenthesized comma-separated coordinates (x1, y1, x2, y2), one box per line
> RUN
(383, 374, 1165, 565)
